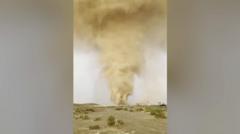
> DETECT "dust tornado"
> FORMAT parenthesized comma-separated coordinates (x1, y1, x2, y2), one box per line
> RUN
(74, 0, 164, 105)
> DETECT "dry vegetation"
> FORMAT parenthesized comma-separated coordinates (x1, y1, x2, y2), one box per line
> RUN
(73, 104, 167, 134)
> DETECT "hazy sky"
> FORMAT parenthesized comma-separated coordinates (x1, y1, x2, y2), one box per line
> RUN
(74, 29, 167, 105)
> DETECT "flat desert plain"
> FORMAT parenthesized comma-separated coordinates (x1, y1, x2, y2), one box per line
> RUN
(73, 104, 167, 134)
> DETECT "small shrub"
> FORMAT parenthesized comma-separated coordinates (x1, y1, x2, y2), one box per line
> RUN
(116, 119, 124, 128)
(144, 106, 167, 119)
(75, 108, 81, 113)
(116, 120, 124, 126)
(80, 114, 90, 120)
(123, 108, 128, 111)
(107, 116, 115, 126)
(86, 108, 95, 112)
(155, 111, 166, 119)
(89, 125, 100, 130)
(83, 111, 88, 114)
(115, 107, 123, 111)
(160, 104, 167, 107)
(150, 109, 166, 119)
(129, 109, 134, 112)
(150, 111, 155, 115)
(94, 117, 101, 121)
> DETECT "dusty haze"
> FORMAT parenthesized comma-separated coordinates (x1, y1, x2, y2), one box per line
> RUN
(74, 0, 167, 105)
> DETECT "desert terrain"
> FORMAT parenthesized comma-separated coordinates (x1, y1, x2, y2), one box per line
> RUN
(73, 104, 167, 134)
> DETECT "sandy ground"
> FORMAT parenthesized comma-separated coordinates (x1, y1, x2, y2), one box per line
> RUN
(73, 104, 167, 134)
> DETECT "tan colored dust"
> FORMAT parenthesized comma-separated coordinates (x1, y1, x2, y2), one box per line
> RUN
(74, 0, 165, 105)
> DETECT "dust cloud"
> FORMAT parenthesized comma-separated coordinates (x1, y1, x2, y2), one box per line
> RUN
(74, 0, 166, 105)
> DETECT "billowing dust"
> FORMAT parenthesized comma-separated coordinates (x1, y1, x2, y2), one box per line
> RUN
(74, 0, 165, 105)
